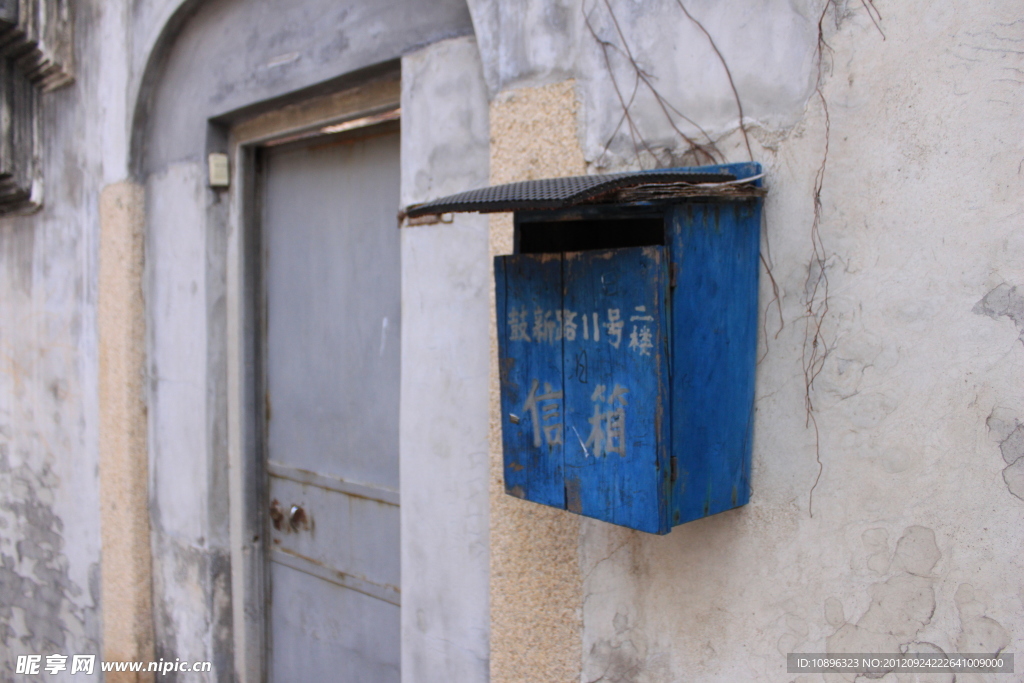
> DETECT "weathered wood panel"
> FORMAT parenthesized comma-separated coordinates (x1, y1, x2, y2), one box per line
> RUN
(495, 253, 566, 509)
(562, 246, 671, 534)
(668, 201, 760, 526)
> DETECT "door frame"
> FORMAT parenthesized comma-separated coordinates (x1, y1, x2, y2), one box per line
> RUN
(222, 68, 401, 682)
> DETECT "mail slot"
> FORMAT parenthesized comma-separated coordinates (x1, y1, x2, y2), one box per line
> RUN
(407, 162, 764, 534)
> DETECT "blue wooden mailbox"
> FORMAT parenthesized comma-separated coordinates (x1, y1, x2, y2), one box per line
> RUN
(406, 163, 764, 534)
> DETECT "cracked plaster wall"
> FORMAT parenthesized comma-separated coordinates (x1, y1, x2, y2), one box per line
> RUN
(473, 1, 1024, 681)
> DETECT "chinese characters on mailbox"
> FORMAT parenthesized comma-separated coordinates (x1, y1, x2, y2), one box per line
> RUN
(509, 304, 655, 458)
(522, 379, 563, 449)
(519, 379, 630, 458)
(508, 305, 655, 355)
(584, 383, 628, 457)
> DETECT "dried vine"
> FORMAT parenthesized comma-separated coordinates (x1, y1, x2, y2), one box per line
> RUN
(804, 0, 835, 518)
(806, 0, 882, 517)
(583, 0, 785, 357)
(671, 0, 753, 162)
(583, 0, 720, 168)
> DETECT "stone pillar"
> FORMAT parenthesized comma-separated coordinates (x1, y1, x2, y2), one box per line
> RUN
(488, 81, 586, 683)
(98, 181, 155, 682)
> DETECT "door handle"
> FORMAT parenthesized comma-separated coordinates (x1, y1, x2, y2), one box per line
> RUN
(269, 499, 285, 530)
(269, 499, 311, 532)
(288, 504, 308, 531)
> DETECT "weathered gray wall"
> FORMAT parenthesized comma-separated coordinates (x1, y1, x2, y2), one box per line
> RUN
(6, 0, 484, 679)
(0, 1, 106, 680)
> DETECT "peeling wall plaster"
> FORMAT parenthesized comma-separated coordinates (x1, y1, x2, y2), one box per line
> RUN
(0, 447, 99, 662)
(0, 1, 106, 675)
(986, 407, 1024, 501)
(976, 284, 1024, 345)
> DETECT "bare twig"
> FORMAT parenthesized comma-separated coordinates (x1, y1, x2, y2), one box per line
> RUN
(803, 82, 831, 423)
(802, 0, 837, 516)
(584, 5, 659, 166)
(585, 0, 721, 166)
(757, 251, 784, 365)
(761, 218, 784, 341)
(597, 75, 645, 167)
(673, 0, 754, 161)
(859, 0, 885, 39)
(808, 408, 823, 517)
(805, 2, 834, 387)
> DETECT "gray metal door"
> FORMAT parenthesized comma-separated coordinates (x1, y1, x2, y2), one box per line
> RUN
(261, 128, 401, 682)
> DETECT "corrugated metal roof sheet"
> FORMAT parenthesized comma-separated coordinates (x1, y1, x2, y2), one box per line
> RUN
(404, 168, 752, 218)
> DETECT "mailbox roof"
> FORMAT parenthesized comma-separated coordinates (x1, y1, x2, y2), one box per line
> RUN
(404, 166, 765, 218)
